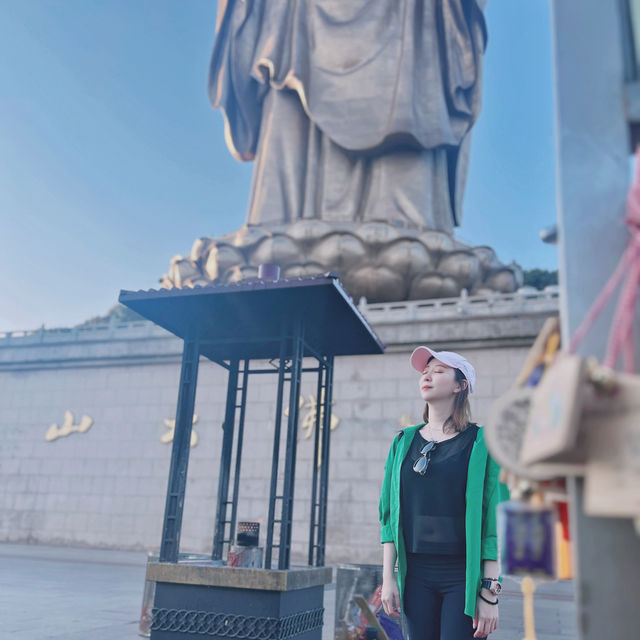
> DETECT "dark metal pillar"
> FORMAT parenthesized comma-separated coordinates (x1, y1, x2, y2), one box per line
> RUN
(228, 359, 250, 549)
(308, 360, 325, 566)
(159, 333, 200, 562)
(316, 355, 334, 567)
(279, 315, 305, 569)
(212, 359, 239, 560)
(265, 337, 289, 569)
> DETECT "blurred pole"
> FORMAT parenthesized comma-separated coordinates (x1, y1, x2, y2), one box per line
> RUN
(551, 1, 640, 638)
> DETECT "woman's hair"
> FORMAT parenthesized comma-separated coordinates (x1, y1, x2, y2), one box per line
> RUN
(422, 358, 472, 432)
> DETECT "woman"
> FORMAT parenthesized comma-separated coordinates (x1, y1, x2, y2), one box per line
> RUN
(379, 346, 507, 639)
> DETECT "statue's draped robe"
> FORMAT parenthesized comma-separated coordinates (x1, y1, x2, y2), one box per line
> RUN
(210, 0, 487, 231)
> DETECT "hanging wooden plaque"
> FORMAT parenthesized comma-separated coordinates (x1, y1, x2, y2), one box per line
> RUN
(519, 353, 588, 466)
(583, 372, 640, 517)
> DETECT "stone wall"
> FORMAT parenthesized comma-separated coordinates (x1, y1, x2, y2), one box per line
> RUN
(0, 291, 558, 564)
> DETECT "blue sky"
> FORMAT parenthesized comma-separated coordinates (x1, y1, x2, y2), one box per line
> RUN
(0, 0, 557, 332)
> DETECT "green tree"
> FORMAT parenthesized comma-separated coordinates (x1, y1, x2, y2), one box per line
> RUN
(522, 269, 558, 290)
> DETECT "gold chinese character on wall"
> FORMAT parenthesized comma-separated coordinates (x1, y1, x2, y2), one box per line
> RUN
(45, 411, 94, 442)
(285, 391, 339, 467)
(161, 414, 199, 448)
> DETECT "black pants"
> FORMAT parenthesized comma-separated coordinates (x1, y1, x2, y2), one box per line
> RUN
(403, 553, 486, 640)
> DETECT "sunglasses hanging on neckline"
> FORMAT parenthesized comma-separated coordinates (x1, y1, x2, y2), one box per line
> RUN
(413, 440, 436, 475)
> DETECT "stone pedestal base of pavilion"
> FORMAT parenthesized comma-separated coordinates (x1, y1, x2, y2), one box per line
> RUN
(147, 562, 332, 640)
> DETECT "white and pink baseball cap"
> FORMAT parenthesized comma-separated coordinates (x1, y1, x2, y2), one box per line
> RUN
(410, 346, 476, 393)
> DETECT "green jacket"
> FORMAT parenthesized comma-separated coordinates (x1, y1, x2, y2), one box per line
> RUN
(378, 423, 508, 618)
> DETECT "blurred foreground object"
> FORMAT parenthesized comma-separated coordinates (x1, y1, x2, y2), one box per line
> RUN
(487, 128, 640, 638)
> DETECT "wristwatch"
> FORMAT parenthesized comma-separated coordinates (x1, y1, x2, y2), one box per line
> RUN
(480, 578, 502, 595)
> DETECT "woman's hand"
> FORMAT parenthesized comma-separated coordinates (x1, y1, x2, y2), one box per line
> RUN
(381, 578, 401, 618)
(472, 591, 499, 638)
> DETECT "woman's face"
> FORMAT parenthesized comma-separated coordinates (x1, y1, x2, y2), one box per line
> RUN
(418, 358, 460, 402)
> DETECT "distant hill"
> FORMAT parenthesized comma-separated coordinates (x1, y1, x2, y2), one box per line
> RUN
(79, 304, 145, 327)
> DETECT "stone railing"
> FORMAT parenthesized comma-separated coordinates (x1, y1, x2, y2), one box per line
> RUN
(358, 288, 560, 324)
(0, 318, 171, 346)
(0, 288, 559, 346)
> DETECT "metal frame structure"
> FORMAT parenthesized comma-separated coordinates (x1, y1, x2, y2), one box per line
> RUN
(119, 275, 384, 571)
(208, 322, 335, 569)
(161, 316, 334, 569)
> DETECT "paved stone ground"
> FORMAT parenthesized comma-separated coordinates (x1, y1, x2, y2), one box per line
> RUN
(0, 543, 577, 639)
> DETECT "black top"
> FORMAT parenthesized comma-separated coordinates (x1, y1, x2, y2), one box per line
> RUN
(400, 424, 479, 555)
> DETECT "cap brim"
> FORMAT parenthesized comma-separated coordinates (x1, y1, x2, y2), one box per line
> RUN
(410, 346, 438, 373)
